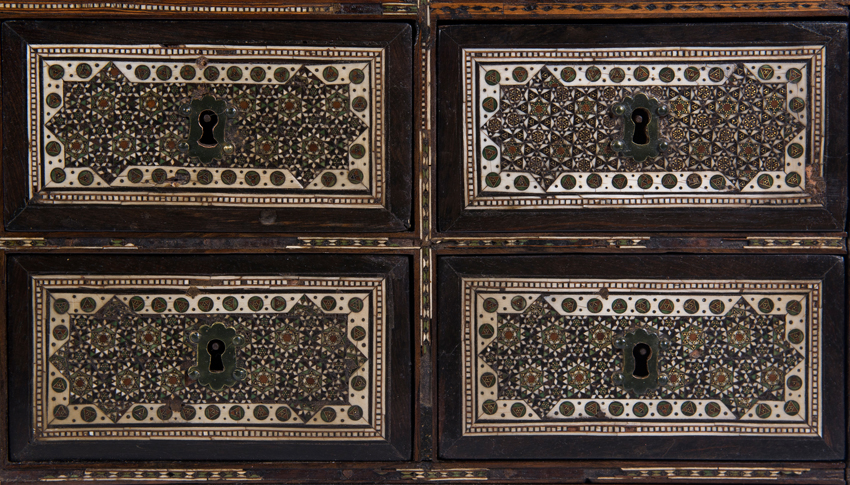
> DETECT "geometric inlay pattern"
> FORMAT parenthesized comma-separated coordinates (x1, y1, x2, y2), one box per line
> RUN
(465, 46, 825, 209)
(29, 45, 384, 207)
(463, 278, 821, 437)
(34, 275, 386, 441)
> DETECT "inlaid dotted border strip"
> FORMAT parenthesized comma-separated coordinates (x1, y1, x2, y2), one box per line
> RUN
(462, 46, 825, 209)
(40, 60, 374, 194)
(32, 275, 387, 441)
(27, 45, 386, 208)
(460, 278, 821, 437)
(1, 3, 336, 12)
(40, 469, 264, 482)
(598, 467, 812, 481)
(44, 290, 375, 428)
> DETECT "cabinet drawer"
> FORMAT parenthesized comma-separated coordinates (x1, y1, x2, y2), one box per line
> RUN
(8, 254, 411, 461)
(437, 23, 847, 232)
(2, 21, 412, 232)
(437, 254, 844, 460)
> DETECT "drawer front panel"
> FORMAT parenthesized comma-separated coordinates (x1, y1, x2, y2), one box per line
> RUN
(9, 254, 411, 461)
(39, 279, 384, 440)
(34, 48, 382, 207)
(471, 50, 818, 206)
(468, 283, 814, 431)
(3, 21, 412, 232)
(438, 23, 847, 232)
(438, 255, 844, 460)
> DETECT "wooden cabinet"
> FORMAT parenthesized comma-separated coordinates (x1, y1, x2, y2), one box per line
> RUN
(0, 2, 847, 485)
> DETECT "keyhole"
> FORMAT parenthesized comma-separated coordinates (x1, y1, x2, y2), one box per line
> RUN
(631, 108, 650, 145)
(632, 343, 651, 378)
(198, 110, 219, 147)
(207, 339, 225, 373)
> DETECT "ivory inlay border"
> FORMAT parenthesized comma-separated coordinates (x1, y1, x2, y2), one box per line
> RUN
(461, 278, 821, 437)
(463, 46, 825, 209)
(28, 44, 386, 208)
(33, 275, 387, 441)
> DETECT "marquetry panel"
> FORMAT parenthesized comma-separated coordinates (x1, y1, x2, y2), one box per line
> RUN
(437, 23, 847, 232)
(465, 280, 818, 435)
(33, 47, 383, 207)
(468, 50, 819, 208)
(8, 254, 411, 461)
(438, 255, 844, 460)
(35, 276, 385, 441)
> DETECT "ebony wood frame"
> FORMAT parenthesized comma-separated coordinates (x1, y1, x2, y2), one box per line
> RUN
(6, 253, 412, 461)
(438, 254, 845, 461)
(437, 22, 848, 234)
(2, 21, 413, 233)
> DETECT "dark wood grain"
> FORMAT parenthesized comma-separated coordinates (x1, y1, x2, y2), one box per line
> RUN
(430, 1, 850, 20)
(438, 254, 845, 460)
(2, 20, 413, 233)
(437, 22, 848, 234)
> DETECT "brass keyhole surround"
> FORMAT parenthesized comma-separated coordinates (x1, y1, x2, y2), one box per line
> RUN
(612, 328, 670, 395)
(187, 322, 246, 391)
(610, 93, 669, 162)
(177, 94, 237, 164)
